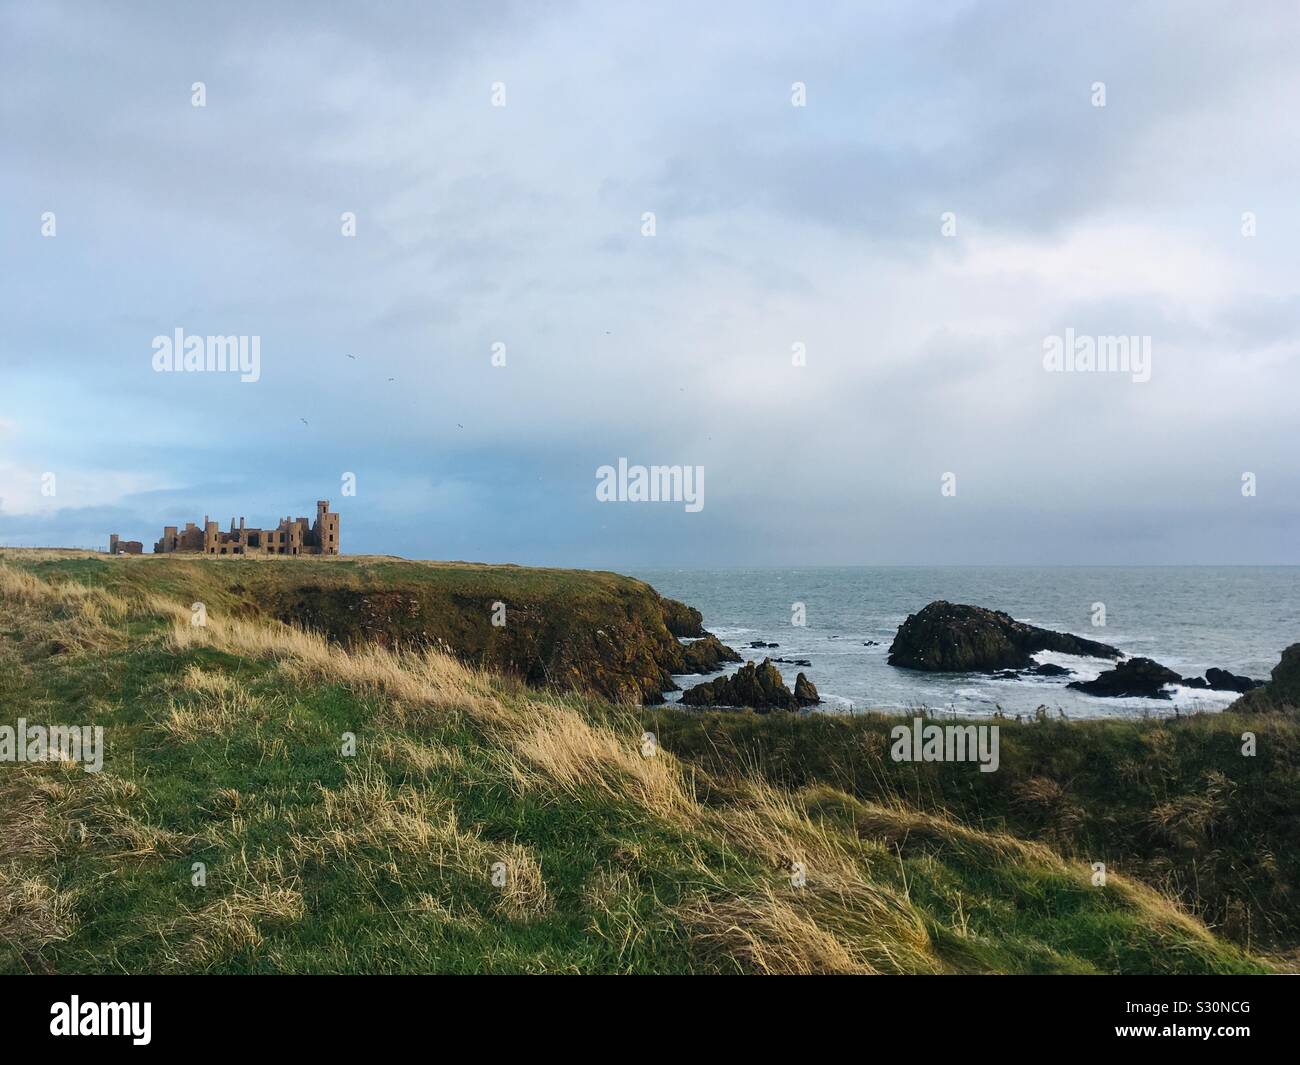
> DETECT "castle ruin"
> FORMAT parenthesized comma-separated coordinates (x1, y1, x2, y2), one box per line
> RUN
(109, 500, 340, 556)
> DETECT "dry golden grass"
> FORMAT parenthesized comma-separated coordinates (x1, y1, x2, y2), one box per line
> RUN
(160, 667, 276, 742)
(0, 563, 122, 613)
(0, 563, 131, 654)
(169, 612, 496, 723)
(172, 606, 694, 818)
(676, 879, 939, 975)
(280, 770, 550, 922)
(0, 765, 191, 867)
(161, 885, 307, 970)
(503, 698, 695, 818)
(373, 733, 464, 776)
(0, 867, 79, 958)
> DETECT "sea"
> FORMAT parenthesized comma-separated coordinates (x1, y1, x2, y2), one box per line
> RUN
(631, 566, 1300, 719)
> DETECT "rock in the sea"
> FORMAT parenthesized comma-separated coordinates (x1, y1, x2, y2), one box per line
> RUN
(773, 657, 812, 667)
(1182, 676, 1210, 689)
(793, 672, 820, 706)
(1204, 667, 1264, 694)
(888, 601, 1121, 672)
(674, 633, 743, 674)
(1227, 644, 1300, 713)
(748, 640, 779, 649)
(680, 659, 799, 711)
(1067, 657, 1181, 699)
(661, 598, 706, 638)
(1033, 662, 1072, 677)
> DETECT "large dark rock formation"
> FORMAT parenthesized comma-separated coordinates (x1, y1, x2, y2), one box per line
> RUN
(674, 633, 743, 674)
(1227, 644, 1300, 713)
(793, 672, 820, 707)
(1033, 662, 1073, 677)
(888, 601, 1121, 672)
(1204, 667, 1264, 694)
(680, 659, 800, 711)
(1067, 657, 1181, 699)
(661, 599, 706, 638)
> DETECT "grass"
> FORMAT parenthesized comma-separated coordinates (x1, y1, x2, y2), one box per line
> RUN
(641, 704, 1300, 955)
(0, 554, 1287, 974)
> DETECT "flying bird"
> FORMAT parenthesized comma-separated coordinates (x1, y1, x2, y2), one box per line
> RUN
(300, 418, 309, 426)
(346, 354, 356, 360)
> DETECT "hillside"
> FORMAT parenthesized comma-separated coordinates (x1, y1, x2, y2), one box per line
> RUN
(0, 550, 704, 705)
(0, 552, 1286, 974)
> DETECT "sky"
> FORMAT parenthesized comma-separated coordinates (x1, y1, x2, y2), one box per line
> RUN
(2, 0, 1298, 567)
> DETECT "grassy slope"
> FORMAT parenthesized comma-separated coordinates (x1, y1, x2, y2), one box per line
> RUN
(643, 707, 1300, 953)
(0, 554, 1283, 974)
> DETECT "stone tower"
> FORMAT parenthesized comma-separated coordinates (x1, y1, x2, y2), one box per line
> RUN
(315, 500, 340, 555)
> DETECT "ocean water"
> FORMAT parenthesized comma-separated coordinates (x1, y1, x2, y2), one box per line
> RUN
(631, 567, 1300, 719)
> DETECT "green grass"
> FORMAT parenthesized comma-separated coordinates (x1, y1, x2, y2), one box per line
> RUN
(0, 555, 1287, 975)
(641, 705, 1300, 952)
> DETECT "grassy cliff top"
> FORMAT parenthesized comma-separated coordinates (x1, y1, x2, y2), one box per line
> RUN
(0, 555, 1289, 974)
(0, 549, 656, 602)
(0, 550, 692, 704)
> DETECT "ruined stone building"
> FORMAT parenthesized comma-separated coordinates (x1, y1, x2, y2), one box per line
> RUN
(110, 500, 340, 556)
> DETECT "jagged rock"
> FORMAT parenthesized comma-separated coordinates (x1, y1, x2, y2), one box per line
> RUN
(1204, 667, 1264, 694)
(1228, 644, 1300, 713)
(680, 659, 798, 711)
(793, 673, 820, 706)
(1182, 676, 1210, 689)
(661, 599, 706, 638)
(1067, 657, 1181, 699)
(674, 633, 743, 674)
(888, 601, 1121, 672)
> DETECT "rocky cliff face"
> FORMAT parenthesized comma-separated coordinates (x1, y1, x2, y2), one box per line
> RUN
(888, 601, 1121, 672)
(661, 599, 706, 638)
(676, 633, 743, 674)
(266, 572, 718, 705)
(1228, 643, 1300, 713)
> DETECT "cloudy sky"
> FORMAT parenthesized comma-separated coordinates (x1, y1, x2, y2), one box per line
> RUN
(2, 0, 1298, 566)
